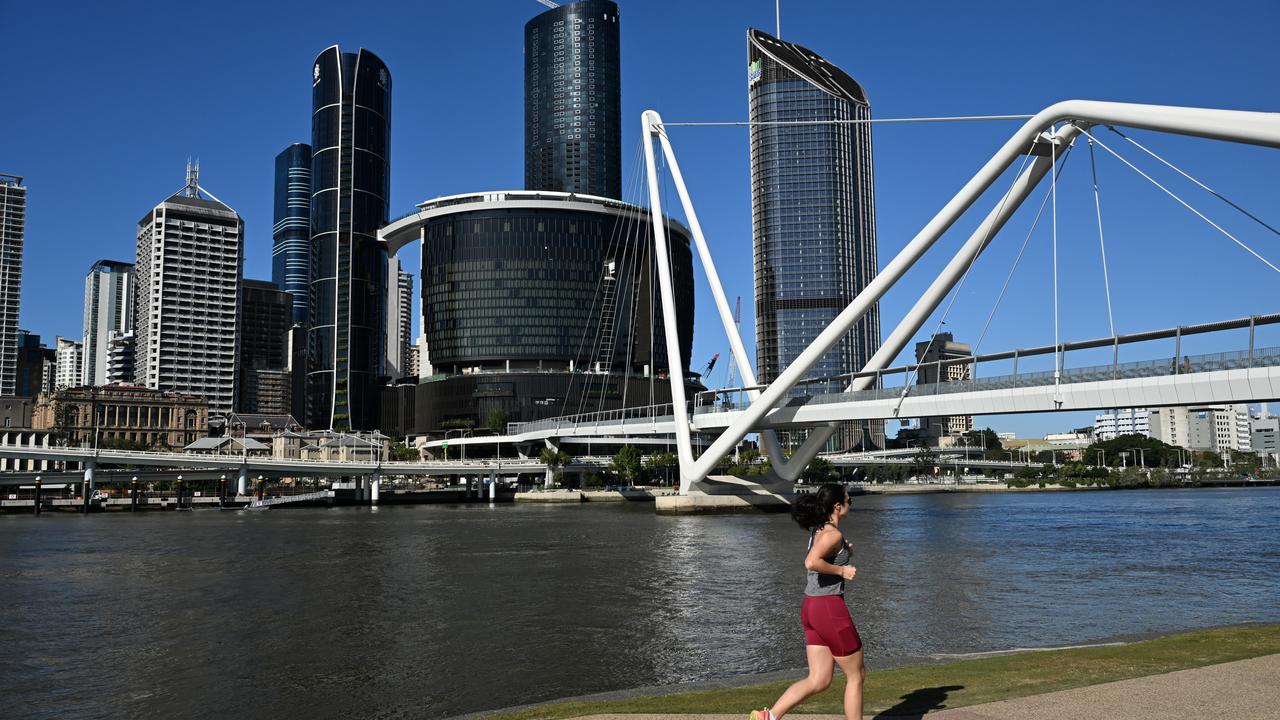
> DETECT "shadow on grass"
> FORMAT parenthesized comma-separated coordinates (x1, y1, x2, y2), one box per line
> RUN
(873, 685, 965, 718)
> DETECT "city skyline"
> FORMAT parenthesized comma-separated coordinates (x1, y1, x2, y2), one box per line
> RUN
(4, 0, 1278, 437)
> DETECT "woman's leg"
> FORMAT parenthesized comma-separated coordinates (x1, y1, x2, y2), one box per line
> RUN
(832, 650, 866, 720)
(768, 645, 834, 718)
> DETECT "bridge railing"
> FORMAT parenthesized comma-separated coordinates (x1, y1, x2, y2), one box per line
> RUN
(694, 345, 1280, 413)
(508, 402, 677, 436)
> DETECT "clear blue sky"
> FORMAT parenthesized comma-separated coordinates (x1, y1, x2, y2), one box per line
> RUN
(4, 0, 1278, 438)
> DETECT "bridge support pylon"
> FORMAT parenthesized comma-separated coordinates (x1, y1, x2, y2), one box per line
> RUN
(370, 472, 381, 506)
(237, 466, 248, 497)
(82, 460, 96, 514)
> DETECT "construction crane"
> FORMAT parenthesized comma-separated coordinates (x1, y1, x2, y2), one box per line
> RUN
(536, 0, 560, 8)
(724, 296, 742, 388)
(701, 353, 720, 378)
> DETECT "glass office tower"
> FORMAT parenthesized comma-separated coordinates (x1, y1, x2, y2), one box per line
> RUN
(525, 0, 621, 199)
(272, 143, 312, 327)
(309, 46, 391, 431)
(747, 28, 882, 451)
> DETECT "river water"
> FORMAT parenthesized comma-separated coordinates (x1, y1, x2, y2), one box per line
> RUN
(2, 487, 1278, 719)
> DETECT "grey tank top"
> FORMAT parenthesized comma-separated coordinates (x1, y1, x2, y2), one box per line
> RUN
(805, 524, 852, 596)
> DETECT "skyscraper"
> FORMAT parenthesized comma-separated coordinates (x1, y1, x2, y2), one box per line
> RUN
(0, 174, 26, 396)
(386, 258, 413, 380)
(134, 164, 243, 417)
(309, 46, 391, 431)
(54, 337, 83, 390)
(747, 28, 882, 451)
(14, 330, 53, 397)
(272, 143, 312, 326)
(239, 279, 292, 416)
(82, 259, 134, 386)
(525, 0, 621, 199)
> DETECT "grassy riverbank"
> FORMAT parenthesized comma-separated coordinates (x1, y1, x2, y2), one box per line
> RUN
(486, 624, 1280, 719)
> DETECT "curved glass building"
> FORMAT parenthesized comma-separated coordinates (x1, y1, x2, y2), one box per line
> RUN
(525, 0, 621, 199)
(381, 191, 694, 431)
(747, 28, 882, 451)
(272, 143, 312, 326)
(309, 46, 391, 431)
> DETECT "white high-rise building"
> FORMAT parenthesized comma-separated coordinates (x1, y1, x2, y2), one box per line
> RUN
(1150, 404, 1252, 453)
(0, 174, 26, 396)
(82, 260, 134, 386)
(133, 164, 242, 416)
(1093, 408, 1151, 441)
(106, 331, 134, 385)
(54, 337, 82, 390)
(385, 257, 414, 380)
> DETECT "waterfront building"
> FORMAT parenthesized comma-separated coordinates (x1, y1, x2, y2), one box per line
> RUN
(0, 174, 26, 396)
(913, 333, 974, 443)
(0, 397, 33, 429)
(272, 143, 312, 326)
(386, 258, 413, 380)
(14, 330, 54, 397)
(309, 46, 392, 431)
(379, 190, 694, 434)
(1250, 407, 1279, 458)
(1149, 404, 1252, 453)
(33, 385, 209, 449)
(134, 163, 243, 417)
(525, 0, 621, 199)
(1093, 408, 1151, 442)
(81, 260, 134, 386)
(105, 331, 134, 385)
(239, 280, 293, 416)
(747, 28, 882, 451)
(54, 337, 82, 390)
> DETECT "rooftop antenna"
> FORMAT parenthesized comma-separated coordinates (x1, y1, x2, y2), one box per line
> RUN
(776, 0, 781, 37)
(185, 158, 200, 198)
(536, 0, 560, 9)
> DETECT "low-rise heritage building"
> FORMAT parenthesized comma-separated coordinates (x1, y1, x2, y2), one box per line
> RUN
(34, 386, 208, 449)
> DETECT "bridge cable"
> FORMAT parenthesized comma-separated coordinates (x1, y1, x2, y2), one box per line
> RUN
(1106, 127, 1280, 238)
(891, 135, 1041, 418)
(1087, 135, 1117, 338)
(972, 149, 1075, 356)
(662, 114, 1035, 127)
(1076, 125, 1280, 276)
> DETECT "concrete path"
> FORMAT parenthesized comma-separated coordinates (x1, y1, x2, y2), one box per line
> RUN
(575, 652, 1280, 719)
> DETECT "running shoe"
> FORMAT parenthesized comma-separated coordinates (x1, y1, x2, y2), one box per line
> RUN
(749, 710, 775, 720)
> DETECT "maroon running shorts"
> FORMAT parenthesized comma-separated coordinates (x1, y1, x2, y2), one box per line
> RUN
(801, 595, 862, 657)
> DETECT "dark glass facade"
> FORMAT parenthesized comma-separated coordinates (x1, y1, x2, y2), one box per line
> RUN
(272, 143, 312, 326)
(378, 192, 696, 435)
(309, 46, 391, 431)
(415, 196, 692, 375)
(525, 0, 621, 199)
(747, 28, 882, 451)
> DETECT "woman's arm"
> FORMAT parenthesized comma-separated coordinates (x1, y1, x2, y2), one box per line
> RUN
(804, 528, 856, 580)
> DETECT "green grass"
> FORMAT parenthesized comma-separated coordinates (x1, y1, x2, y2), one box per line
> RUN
(485, 624, 1280, 718)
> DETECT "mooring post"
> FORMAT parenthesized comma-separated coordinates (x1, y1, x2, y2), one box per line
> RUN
(130, 479, 139, 512)
(175, 478, 184, 510)
(237, 465, 248, 497)
(219, 476, 227, 508)
(33, 476, 41, 516)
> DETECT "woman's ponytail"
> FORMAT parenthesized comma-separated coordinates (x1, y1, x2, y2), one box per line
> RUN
(791, 483, 847, 531)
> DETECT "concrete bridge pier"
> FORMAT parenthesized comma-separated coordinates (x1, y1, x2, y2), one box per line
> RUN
(82, 460, 96, 514)
(370, 472, 381, 506)
(488, 471, 496, 502)
(237, 466, 248, 497)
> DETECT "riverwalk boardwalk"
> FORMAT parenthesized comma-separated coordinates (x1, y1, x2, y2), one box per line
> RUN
(572, 653, 1280, 719)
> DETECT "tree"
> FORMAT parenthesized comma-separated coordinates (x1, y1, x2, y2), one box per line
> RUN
(801, 456, 838, 484)
(644, 452, 679, 486)
(1082, 433, 1180, 468)
(484, 409, 509, 436)
(909, 446, 938, 479)
(391, 442, 420, 461)
(539, 447, 570, 472)
(610, 445, 647, 486)
(960, 427, 1005, 460)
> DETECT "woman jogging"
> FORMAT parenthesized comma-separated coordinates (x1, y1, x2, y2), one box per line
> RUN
(751, 483, 864, 720)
